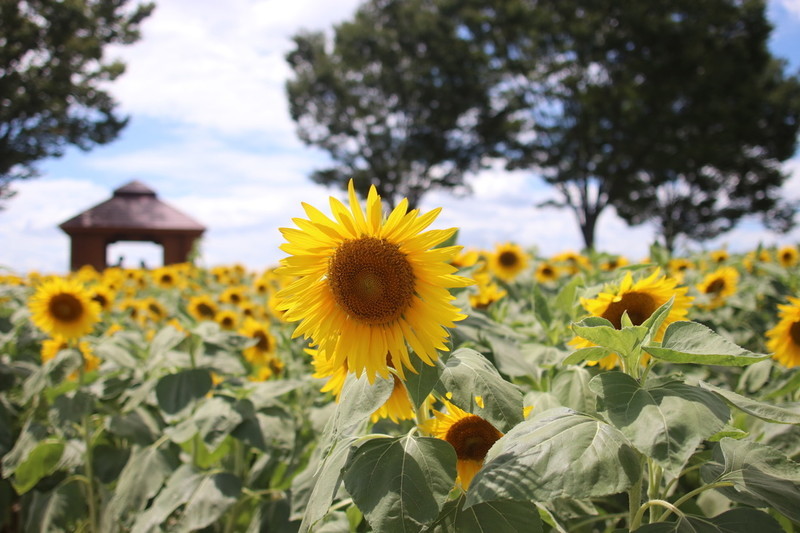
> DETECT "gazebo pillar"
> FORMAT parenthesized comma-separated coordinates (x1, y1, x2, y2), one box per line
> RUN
(69, 234, 107, 271)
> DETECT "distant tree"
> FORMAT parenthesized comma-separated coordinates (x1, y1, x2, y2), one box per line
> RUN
(461, 0, 800, 251)
(0, 0, 154, 204)
(285, 0, 502, 208)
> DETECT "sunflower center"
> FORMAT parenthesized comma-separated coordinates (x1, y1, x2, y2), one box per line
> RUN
(445, 415, 503, 461)
(705, 279, 726, 295)
(498, 251, 519, 268)
(328, 237, 415, 325)
(92, 294, 108, 308)
(255, 330, 270, 351)
(790, 322, 800, 346)
(197, 303, 215, 319)
(49, 293, 84, 323)
(602, 291, 656, 329)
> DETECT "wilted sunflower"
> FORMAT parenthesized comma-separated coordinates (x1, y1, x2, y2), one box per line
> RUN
(777, 245, 799, 268)
(239, 318, 277, 365)
(572, 269, 693, 369)
(696, 266, 739, 309)
(29, 277, 101, 340)
(275, 180, 472, 382)
(488, 242, 529, 282)
(534, 261, 560, 283)
(766, 297, 800, 368)
(187, 295, 218, 322)
(428, 399, 503, 490)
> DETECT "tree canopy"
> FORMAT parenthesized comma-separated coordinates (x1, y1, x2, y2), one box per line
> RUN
(285, 0, 504, 209)
(0, 0, 154, 204)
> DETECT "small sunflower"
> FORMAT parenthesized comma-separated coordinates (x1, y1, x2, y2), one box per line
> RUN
(777, 245, 799, 268)
(552, 250, 591, 275)
(220, 286, 249, 306)
(151, 266, 184, 289)
(275, 180, 472, 382)
(709, 249, 729, 264)
(488, 242, 529, 282)
(534, 261, 560, 283)
(215, 309, 240, 331)
(572, 269, 693, 369)
(89, 284, 116, 312)
(696, 266, 739, 309)
(469, 272, 507, 309)
(428, 399, 503, 490)
(766, 297, 800, 368)
(29, 278, 101, 340)
(187, 295, 218, 322)
(239, 318, 277, 365)
(600, 255, 629, 271)
(668, 258, 693, 283)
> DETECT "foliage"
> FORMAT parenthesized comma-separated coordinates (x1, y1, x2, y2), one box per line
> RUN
(0, 0, 154, 204)
(284, 0, 501, 208)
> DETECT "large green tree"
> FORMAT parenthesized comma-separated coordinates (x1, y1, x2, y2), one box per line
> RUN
(285, 0, 502, 208)
(463, 0, 800, 251)
(0, 0, 154, 204)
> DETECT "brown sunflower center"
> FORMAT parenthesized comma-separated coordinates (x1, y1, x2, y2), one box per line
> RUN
(327, 237, 415, 325)
(254, 330, 270, 351)
(705, 278, 726, 295)
(92, 293, 108, 308)
(197, 303, 215, 319)
(445, 415, 503, 461)
(601, 291, 656, 329)
(498, 251, 519, 268)
(49, 293, 84, 323)
(789, 322, 800, 346)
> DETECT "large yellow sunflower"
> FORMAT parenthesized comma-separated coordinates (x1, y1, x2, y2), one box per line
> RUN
(29, 278, 101, 340)
(275, 180, 472, 382)
(696, 266, 739, 309)
(488, 242, 529, 282)
(766, 297, 800, 368)
(572, 269, 693, 369)
(428, 399, 503, 490)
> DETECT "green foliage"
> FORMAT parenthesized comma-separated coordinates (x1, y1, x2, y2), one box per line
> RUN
(0, 0, 154, 203)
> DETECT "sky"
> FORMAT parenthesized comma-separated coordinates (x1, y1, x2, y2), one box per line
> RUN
(2, 0, 800, 274)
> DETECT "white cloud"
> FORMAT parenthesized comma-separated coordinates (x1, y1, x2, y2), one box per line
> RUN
(777, 0, 800, 18)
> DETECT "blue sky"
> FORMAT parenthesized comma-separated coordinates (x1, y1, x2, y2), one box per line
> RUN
(2, 0, 800, 274)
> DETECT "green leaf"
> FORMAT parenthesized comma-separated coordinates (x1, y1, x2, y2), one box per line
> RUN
(148, 325, 188, 362)
(562, 346, 613, 366)
(551, 366, 596, 414)
(403, 353, 443, 409)
(24, 478, 85, 533)
(173, 472, 242, 531)
(572, 317, 648, 358)
(192, 396, 244, 452)
(425, 494, 542, 533)
(466, 408, 641, 507)
(554, 274, 583, 318)
(48, 390, 93, 428)
(155, 368, 212, 416)
(640, 296, 675, 337)
(12, 438, 65, 494)
(589, 372, 729, 476)
(701, 437, 800, 522)
(707, 424, 749, 442)
(644, 321, 770, 366)
(698, 381, 800, 425)
(532, 285, 552, 326)
(343, 435, 456, 532)
(434, 348, 524, 432)
(635, 508, 784, 532)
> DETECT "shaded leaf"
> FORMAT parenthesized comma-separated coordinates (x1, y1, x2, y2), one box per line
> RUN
(425, 494, 542, 533)
(635, 508, 783, 532)
(645, 322, 769, 366)
(699, 381, 800, 425)
(155, 368, 212, 416)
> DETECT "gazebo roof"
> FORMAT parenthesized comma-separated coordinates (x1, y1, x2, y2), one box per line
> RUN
(59, 180, 205, 233)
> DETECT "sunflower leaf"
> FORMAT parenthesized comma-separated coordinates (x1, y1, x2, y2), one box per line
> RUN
(700, 438, 800, 522)
(644, 321, 770, 366)
(466, 408, 641, 507)
(698, 381, 800, 425)
(424, 494, 542, 533)
(434, 348, 524, 433)
(571, 318, 648, 359)
(343, 435, 456, 533)
(562, 346, 613, 366)
(589, 372, 729, 477)
(155, 368, 213, 417)
(634, 508, 784, 532)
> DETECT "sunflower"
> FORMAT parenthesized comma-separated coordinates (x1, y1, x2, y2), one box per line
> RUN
(488, 242, 529, 282)
(668, 258, 694, 283)
(534, 261, 560, 283)
(29, 277, 101, 340)
(600, 255, 629, 271)
(371, 375, 416, 423)
(552, 250, 591, 275)
(239, 318, 277, 366)
(469, 272, 507, 309)
(572, 269, 693, 369)
(777, 245, 799, 268)
(709, 249, 729, 264)
(187, 295, 218, 322)
(428, 399, 503, 490)
(309, 347, 349, 402)
(89, 284, 115, 312)
(151, 266, 184, 289)
(451, 248, 481, 269)
(275, 180, 472, 382)
(215, 309, 240, 331)
(696, 266, 739, 309)
(220, 286, 249, 306)
(766, 297, 800, 368)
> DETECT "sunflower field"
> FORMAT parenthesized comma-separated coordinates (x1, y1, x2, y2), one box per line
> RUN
(1, 185, 800, 533)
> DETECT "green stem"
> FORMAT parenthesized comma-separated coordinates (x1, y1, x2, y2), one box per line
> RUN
(647, 460, 663, 523)
(631, 500, 683, 530)
(656, 482, 734, 522)
(628, 457, 645, 529)
(569, 512, 628, 531)
(82, 413, 98, 533)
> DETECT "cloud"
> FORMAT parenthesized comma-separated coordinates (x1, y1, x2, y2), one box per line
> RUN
(777, 0, 800, 18)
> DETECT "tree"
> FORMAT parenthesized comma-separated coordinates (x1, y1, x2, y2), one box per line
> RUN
(461, 0, 800, 251)
(285, 0, 502, 208)
(0, 0, 154, 204)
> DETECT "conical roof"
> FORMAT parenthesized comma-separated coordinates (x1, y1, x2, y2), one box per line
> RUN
(59, 180, 205, 232)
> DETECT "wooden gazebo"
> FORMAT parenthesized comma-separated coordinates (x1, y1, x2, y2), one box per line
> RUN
(59, 180, 206, 271)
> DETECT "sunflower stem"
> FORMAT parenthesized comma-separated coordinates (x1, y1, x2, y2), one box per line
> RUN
(78, 364, 99, 533)
(415, 402, 431, 436)
(627, 455, 645, 529)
